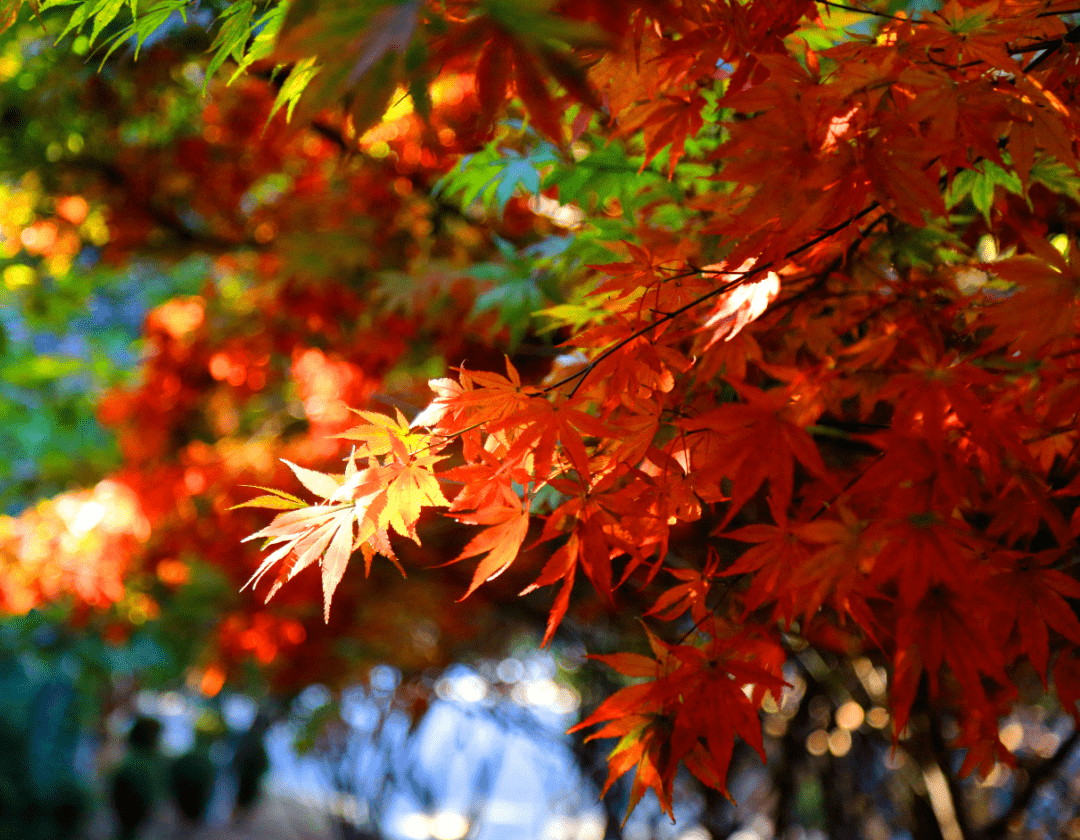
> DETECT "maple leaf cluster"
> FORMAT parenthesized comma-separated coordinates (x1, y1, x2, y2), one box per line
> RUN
(0, 46, 542, 693)
(236, 0, 1080, 814)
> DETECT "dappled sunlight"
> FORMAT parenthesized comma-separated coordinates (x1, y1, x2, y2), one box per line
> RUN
(148, 296, 205, 340)
(0, 479, 149, 613)
(291, 346, 369, 432)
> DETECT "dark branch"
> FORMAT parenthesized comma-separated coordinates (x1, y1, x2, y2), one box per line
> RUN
(817, 0, 911, 22)
(1023, 22, 1080, 73)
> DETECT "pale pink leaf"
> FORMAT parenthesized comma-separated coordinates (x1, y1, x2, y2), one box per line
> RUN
(321, 510, 358, 622)
(281, 459, 343, 501)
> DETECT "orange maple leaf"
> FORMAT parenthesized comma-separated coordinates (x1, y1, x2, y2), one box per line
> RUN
(645, 548, 719, 623)
(573, 628, 785, 815)
(992, 552, 1080, 679)
(492, 396, 610, 480)
(984, 240, 1080, 356)
(635, 92, 707, 175)
(451, 500, 531, 599)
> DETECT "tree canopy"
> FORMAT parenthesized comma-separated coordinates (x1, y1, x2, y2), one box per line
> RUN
(5, 0, 1080, 832)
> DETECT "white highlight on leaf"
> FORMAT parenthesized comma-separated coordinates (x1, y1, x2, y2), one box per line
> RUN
(281, 459, 343, 500)
(700, 260, 780, 348)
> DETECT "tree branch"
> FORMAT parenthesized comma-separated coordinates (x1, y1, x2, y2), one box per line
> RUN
(1023, 22, 1080, 73)
(541, 202, 882, 397)
(818, 0, 911, 22)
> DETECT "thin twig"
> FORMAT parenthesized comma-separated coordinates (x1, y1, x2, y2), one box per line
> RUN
(542, 203, 882, 398)
(818, 0, 912, 22)
(1023, 22, 1080, 72)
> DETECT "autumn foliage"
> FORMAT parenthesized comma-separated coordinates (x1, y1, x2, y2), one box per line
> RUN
(7, 0, 1080, 821)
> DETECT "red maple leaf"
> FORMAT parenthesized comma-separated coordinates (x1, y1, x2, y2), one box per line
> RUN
(677, 384, 830, 525)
